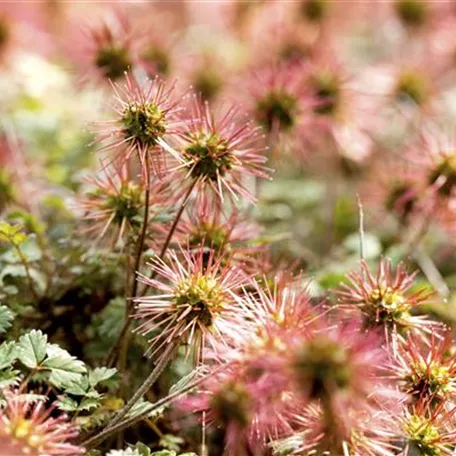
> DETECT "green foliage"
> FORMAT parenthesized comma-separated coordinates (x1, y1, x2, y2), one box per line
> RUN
(17, 329, 47, 368)
(0, 221, 27, 246)
(0, 305, 14, 334)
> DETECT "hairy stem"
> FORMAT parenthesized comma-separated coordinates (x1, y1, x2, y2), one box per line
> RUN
(107, 341, 177, 429)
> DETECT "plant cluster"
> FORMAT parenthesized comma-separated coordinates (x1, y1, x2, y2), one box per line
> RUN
(3, 1, 456, 455)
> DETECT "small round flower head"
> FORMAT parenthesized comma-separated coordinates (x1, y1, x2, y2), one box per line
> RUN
(181, 341, 294, 456)
(282, 402, 400, 456)
(336, 259, 435, 345)
(399, 401, 456, 455)
(247, 63, 313, 158)
(287, 316, 392, 416)
(76, 10, 138, 85)
(173, 195, 263, 271)
(402, 131, 456, 234)
(134, 248, 250, 365)
(182, 370, 265, 456)
(393, 333, 456, 404)
(361, 155, 422, 227)
(94, 72, 183, 173)
(302, 48, 378, 165)
(393, 0, 431, 29)
(0, 390, 83, 456)
(424, 135, 456, 199)
(78, 164, 167, 247)
(132, 6, 179, 79)
(169, 96, 270, 204)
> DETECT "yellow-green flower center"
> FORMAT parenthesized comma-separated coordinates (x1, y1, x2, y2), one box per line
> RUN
(122, 101, 167, 148)
(183, 132, 232, 181)
(174, 275, 225, 327)
(395, 71, 429, 106)
(405, 415, 442, 456)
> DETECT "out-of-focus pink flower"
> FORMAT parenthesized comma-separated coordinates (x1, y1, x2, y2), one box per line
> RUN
(336, 259, 436, 345)
(360, 154, 423, 227)
(246, 62, 314, 160)
(0, 390, 83, 456)
(168, 96, 270, 205)
(301, 48, 379, 165)
(71, 9, 140, 86)
(133, 248, 250, 365)
(281, 401, 400, 456)
(173, 195, 264, 271)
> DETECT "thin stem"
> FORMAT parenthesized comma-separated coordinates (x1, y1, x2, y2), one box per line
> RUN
(106, 178, 197, 366)
(82, 362, 211, 449)
(105, 155, 151, 368)
(107, 341, 177, 429)
(160, 178, 197, 259)
(14, 245, 40, 301)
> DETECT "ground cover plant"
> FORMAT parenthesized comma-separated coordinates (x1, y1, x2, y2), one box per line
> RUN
(3, 1, 456, 455)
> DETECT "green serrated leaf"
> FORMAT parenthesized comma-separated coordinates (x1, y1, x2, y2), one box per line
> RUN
(0, 341, 17, 369)
(43, 344, 86, 388)
(17, 330, 47, 368)
(56, 395, 79, 412)
(88, 367, 117, 387)
(0, 369, 20, 389)
(159, 434, 184, 452)
(0, 305, 14, 334)
(78, 395, 101, 412)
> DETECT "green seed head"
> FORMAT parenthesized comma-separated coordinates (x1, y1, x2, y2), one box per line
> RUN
(404, 361, 451, 401)
(122, 101, 167, 148)
(193, 69, 223, 102)
(95, 44, 132, 80)
(312, 71, 341, 116)
(210, 382, 252, 428)
(184, 132, 233, 181)
(367, 286, 411, 328)
(395, 71, 428, 106)
(256, 90, 298, 132)
(142, 46, 170, 76)
(189, 223, 230, 254)
(301, 0, 330, 22)
(385, 183, 417, 222)
(0, 17, 10, 51)
(395, 0, 428, 27)
(293, 337, 351, 399)
(175, 275, 225, 327)
(405, 414, 442, 456)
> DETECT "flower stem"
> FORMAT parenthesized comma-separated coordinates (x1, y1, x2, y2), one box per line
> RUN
(106, 178, 197, 367)
(82, 357, 211, 449)
(105, 155, 151, 368)
(107, 341, 177, 430)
